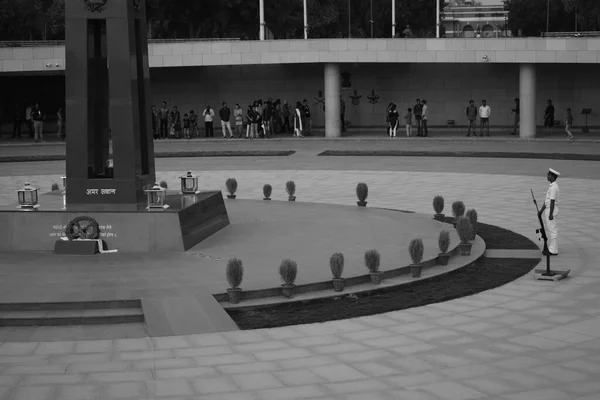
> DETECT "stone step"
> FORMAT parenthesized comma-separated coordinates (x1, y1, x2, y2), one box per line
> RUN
(0, 301, 144, 327)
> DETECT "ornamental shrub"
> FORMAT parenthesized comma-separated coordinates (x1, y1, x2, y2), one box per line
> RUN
(433, 195, 444, 214)
(226, 258, 243, 289)
(279, 259, 298, 286)
(225, 178, 238, 195)
(364, 249, 380, 273)
(356, 183, 368, 202)
(438, 230, 450, 254)
(409, 238, 424, 264)
(330, 252, 344, 279)
(456, 216, 473, 244)
(285, 180, 296, 196)
(452, 200, 465, 218)
(263, 184, 272, 199)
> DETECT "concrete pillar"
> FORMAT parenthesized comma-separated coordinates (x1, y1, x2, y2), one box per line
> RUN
(259, 0, 265, 40)
(324, 63, 341, 138)
(519, 63, 536, 138)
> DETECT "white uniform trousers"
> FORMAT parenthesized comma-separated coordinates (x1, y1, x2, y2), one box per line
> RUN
(543, 207, 559, 254)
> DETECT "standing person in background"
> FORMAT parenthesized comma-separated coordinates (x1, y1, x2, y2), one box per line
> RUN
(263, 101, 273, 139)
(565, 108, 574, 140)
(182, 113, 190, 139)
(388, 104, 399, 138)
(219, 101, 233, 139)
(25, 102, 33, 138)
(466, 100, 478, 137)
(159, 101, 169, 139)
(56, 107, 65, 140)
(282, 100, 291, 133)
(245, 105, 254, 139)
(413, 99, 423, 137)
(421, 99, 429, 138)
(31, 103, 45, 143)
(302, 99, 312, 136)
(544, 99, 555, 136)
(340, 96, 346, 133)
(151, 105, 158, 140)
(385, 102, 394, 136)
(404, 108, 413, 137)
(12, 103, 22, 139)
(294, 101, 304, 137)
(478, 100, 491, 137)
(170, 105, 181, 139)
(189, 110, 198, 138)
(234, 104, 244, 138)
(203, 105, 215, 138)
(511, 98, 519, 135)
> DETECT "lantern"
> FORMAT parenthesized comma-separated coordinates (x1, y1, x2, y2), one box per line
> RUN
(144, 182, 169, 210)
(62, 176, 67, 189)
(179, 170, 200, 194)
(16, 182, 40, 210)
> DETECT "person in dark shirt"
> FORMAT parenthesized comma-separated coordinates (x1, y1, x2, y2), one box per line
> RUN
(31, 103, 45, 142)
(219, 101, 233, 139)
(544, 99, 555, 136)
(170, 106, 181, 138)
(263, 101, 274, 139)
(413, 99, 423, 137)
(182, 113, 190, 139)
(511, 98, 519, 135)
(466, 100, 478, 137)
(302, 99, 312, 136)
(189, 110, 198, 138)
(12, 103, 22, 139)
(151, 105, 158, 139)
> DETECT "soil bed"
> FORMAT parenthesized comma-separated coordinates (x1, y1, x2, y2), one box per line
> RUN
(318, 150, 600, 161)
(227, 257, 539, 330)
(440, 216, 539, 250)
(227, 217, 540, 330)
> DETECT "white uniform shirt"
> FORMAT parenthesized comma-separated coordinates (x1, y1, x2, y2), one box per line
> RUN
(545, 181, 560, 212)
(203, 109, 215, 122)
(479, 105, 491, 118)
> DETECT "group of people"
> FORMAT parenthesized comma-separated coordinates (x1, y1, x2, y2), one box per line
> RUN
(151, 99, 314, 140)
(11, 102, 64, 143)
(386, 98, 430, 138)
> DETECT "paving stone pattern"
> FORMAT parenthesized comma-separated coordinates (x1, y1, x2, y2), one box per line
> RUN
(0, 141, 600, 399)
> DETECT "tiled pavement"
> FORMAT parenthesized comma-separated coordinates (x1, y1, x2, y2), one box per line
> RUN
(0, 142, 600, 399)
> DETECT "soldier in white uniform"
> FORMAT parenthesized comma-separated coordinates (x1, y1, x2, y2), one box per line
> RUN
(538, 168, 560, 255)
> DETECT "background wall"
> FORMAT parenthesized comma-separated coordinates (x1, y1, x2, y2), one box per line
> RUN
(149, 63, 600, 128)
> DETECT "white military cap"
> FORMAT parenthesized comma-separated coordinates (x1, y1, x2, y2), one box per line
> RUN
(548, 168, 561, 176)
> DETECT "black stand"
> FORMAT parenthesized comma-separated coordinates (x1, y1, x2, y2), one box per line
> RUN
(581, 108, 591, 133)
(530, 190, 570, 281)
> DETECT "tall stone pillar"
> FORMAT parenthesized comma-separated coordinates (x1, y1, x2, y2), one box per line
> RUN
(519, 63, 536, 139)
(324, 63, 341, 138)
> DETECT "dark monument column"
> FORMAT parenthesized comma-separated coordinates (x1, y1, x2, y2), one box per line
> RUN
(65, 0, 155, 211)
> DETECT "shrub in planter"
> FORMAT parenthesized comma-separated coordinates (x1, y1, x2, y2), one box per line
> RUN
(225, 258, 244, 304)
(356, 183, 368, 207)
(159, 180, 168, 189)
(466, 209, 478, 240)
(286, 180, 296, 201)
(225, 178, 238, 199)
(437, 230, 451, 266)
(409, 238, 424, 277)
(263, 184, 272, 200)
(51, 183, 60, 191)
(451, 200, 465, 227)
(329, 252, 345, 292)
(456, 216, 474, 255)
(364, 249, 382, 284)
(279, 258, 298, 298)
(433, 195, 445, 221)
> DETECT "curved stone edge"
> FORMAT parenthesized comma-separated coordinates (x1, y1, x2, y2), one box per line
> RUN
(217, 235, 485, 310)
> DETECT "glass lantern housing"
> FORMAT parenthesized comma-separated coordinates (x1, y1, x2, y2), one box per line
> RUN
(16, 182, 40, 210)
(179, 170, 200, 194)
(144, 183, 169, 210)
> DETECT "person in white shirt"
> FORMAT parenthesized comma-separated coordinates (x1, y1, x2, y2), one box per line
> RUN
(478, 100, 491, 137)
(537, 168, 561, 255)
(421, 99, 429, 138)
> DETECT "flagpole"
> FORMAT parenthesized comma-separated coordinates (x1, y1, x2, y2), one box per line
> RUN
(436, 0, 440, 38)
(259, 0, 265, 40)
(303, 0, 308, 39)
(391, 0, 396, 37)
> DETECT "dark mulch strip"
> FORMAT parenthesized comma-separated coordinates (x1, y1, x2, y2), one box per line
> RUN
(439, 216, 540, 250)
(0, 150, 295, 163)
(227, 257, 539, 330)
(318, 150, 600, 161)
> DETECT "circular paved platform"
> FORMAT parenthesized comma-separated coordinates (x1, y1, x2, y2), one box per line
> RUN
(0, 200, 457, 304)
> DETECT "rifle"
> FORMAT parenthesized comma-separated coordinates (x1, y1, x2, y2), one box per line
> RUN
(530, 189, 549, 254)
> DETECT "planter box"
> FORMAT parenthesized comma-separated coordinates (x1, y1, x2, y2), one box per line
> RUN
(288, 196, 296, 202)
(226, 288, 242, 304)
(369, 272, 383, 285)
(357, 201, 367, 207)
(410, 264, 423, 278)
(458, 242, 472, 256)
(54, 239, 101, 255)
(332, 278, 345, 292)
(437, 252, 451, 266)
(226, 194, 236, 199)
(433, 213, 445, 222)
(281, 284, 295, 298)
